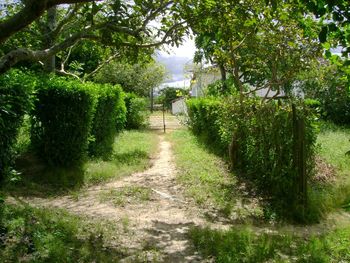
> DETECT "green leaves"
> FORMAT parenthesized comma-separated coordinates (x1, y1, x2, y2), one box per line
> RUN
(0, 69, 34, 181)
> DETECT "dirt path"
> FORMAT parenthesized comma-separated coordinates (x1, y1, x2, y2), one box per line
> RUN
(12, 134, 223, 262)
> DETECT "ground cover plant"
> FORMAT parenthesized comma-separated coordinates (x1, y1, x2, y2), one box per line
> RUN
(0, 204, 125, 262)
(189, 224, 350, 263)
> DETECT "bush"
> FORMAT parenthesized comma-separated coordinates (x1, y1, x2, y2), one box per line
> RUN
(321, 84, 350, 126)
(0, 70, 34, 181)
(186, 97, 225, 154)
(187, 96, 317, 222)
(31, 76, 97, 167)
(88, 84, 126, 159)
(124, 93, 149, 129)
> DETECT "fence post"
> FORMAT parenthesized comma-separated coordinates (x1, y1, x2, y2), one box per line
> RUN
(292, 104, 307, 220)
(163, 103, 166, 133)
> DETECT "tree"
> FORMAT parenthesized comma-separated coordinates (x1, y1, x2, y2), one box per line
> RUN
(182, 0, 321, 101)
(0, 0, 189, 74)
(94, 60, 168, 97)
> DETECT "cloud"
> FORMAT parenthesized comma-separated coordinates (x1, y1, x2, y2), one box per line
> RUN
(155, 37, 196, 85)
(156, 55, 192, 82)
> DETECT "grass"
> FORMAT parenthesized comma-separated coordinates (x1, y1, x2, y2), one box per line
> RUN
(189, 225, 350, 263)
(8, 130, 158, 197)
(167, 129, 262, 219)
(84, 130, 158, 185)
(0, 203, 125, 262)
(308, 122, 350, 218)
(318, 122, 350, 175)
(99, 186, 152, 207)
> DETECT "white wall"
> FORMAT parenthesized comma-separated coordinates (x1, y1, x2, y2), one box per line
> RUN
(172, 98, 187, 115)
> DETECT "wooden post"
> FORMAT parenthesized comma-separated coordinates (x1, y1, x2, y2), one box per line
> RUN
(150, 87, 154, 113)
(163, 103, 166, 133)
(292, 104, 307, 220)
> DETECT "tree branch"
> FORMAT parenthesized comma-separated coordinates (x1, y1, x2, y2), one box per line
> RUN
(120, 21, 187, 48)
(83, 52, 121, 81)
(0, 0, 98, 44)
(49, 4, 82, 39)
(0, 32, 99, 74)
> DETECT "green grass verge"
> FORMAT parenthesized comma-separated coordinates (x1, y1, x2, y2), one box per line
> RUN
(189, 225, 350, 263)
(84, 130, 158, 185)
(9, 130, 158, 197)
(309, 123, 350, 217)
(0, 204, 124, 262)
(318, 122, 350, 175)
(167, 129, 247, 216)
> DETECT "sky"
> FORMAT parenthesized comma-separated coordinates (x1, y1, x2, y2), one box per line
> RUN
(155, 37, 196, 88)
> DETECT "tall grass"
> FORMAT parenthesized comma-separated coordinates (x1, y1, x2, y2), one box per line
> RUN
(189, 225, 350, 263)
(308, 122, 350, 219)
(0, 204, 124, 262)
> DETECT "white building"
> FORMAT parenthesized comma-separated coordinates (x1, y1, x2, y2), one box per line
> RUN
(171, 97, 187, 115)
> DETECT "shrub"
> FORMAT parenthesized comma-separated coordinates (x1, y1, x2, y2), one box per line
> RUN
(187, 96, 317, 221)
(124, 93, 149, 129)
(187, 97, 225, 154)
(321, 84, 350, 125)
(31, 76, 97, 167)
(88, 84, 126, 159)
(0, 70, 34, 181)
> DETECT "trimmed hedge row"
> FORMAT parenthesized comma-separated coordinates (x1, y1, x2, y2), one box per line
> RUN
(31, 77, 97, 167)
(187, 96, 317, 221)
(0, 70, 34, 181)
(31, 76, 126, 167)
(89, 84, 126, 159)
(124, 93, 150, 129)
(187, 97, 225, 154)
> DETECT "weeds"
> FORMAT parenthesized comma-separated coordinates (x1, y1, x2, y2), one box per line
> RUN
(99, 186, 152, 207)
(0, 204, 124, 262)
(189, 225, 350, 263)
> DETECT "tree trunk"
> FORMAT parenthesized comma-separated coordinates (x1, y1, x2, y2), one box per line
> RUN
(44, 6, 57, 72)
(219, 63, 227, 93)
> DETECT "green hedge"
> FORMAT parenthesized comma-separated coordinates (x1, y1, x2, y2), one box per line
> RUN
(88, 84, 126, 159)
(124, 93, 149, 129)
(31, 76, 97, 167)
(187, 96, 317, 221)
(0, 70, 34, 181)
(187, 98, 225, 154)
